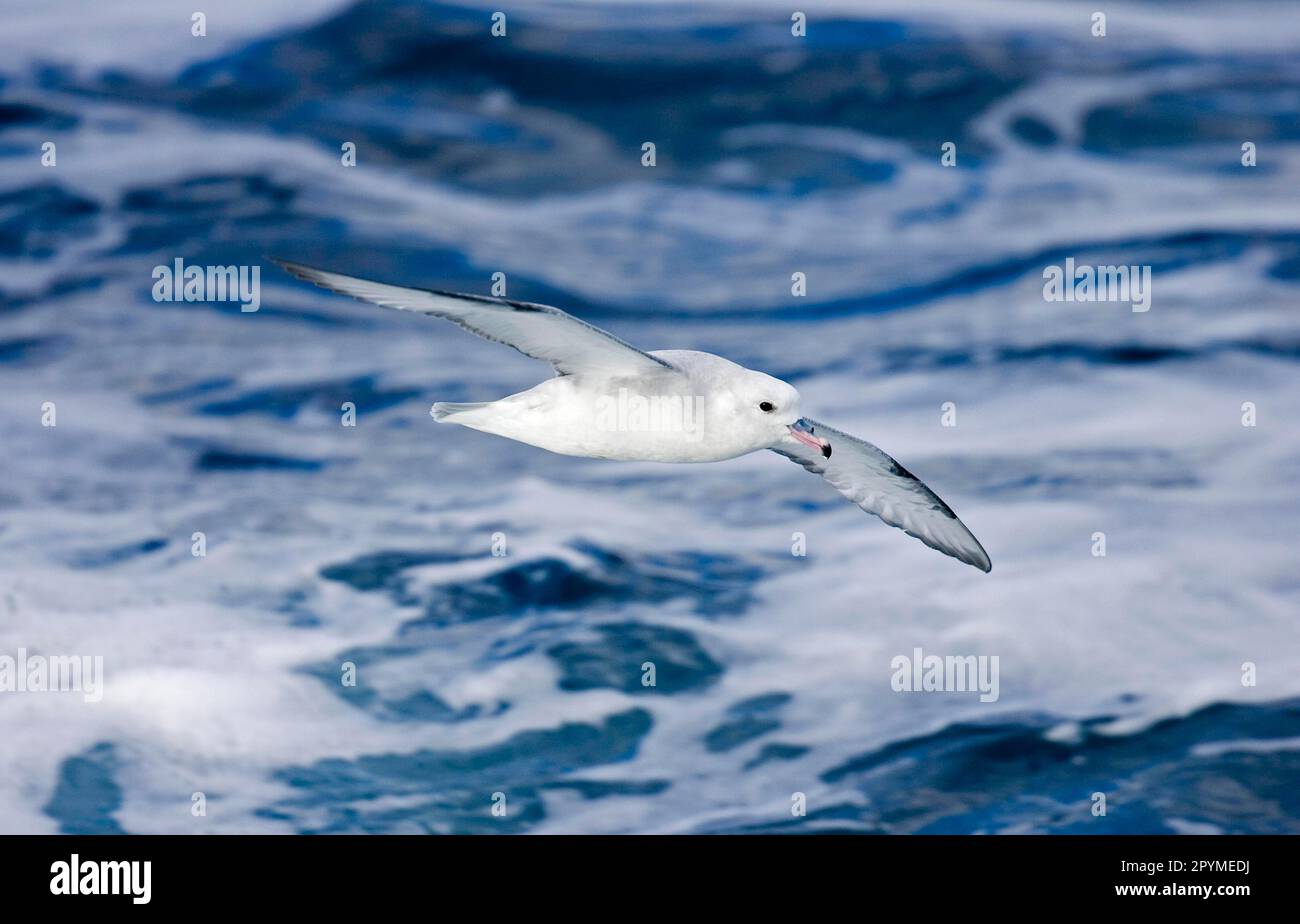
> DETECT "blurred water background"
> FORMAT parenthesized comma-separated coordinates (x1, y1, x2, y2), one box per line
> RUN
(1, 0, 1298, 833)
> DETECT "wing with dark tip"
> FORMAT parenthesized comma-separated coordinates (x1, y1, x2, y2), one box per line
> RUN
(275, 260, 676, 377)
(772, 419, 991, 572)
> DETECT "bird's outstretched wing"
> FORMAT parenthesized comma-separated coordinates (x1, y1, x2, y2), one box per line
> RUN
(275, 260, 675, 377)
(773, 419, 991, 572)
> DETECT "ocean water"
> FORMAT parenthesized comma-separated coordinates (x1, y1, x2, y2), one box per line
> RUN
(1, 0, 1299, 834)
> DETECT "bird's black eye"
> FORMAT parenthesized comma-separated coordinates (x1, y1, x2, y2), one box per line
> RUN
(759, 401, 775, 412)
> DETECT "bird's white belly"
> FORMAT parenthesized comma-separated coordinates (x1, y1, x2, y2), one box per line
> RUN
(461, 376, 753, 462)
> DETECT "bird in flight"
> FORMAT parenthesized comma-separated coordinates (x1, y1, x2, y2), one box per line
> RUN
(276, 261, 991, 572)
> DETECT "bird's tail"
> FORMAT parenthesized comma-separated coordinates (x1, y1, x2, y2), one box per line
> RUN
(431, 401, 492, 422)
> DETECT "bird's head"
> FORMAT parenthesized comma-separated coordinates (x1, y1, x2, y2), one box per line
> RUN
(731, 370, 830, 458)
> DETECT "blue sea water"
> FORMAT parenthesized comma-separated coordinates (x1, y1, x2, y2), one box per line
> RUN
(1, 0, 1299, 834)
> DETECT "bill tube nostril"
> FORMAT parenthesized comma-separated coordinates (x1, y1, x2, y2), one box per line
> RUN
(789, 419, 832, 458)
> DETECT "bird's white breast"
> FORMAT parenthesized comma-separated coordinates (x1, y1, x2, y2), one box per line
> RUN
(464, 361, 761, 462)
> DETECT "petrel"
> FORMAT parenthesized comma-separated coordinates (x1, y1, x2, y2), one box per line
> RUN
(276, 261, 992, 572)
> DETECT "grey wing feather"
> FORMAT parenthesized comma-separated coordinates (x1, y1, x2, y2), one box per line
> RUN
(773, 419, 991, 572)
(275, 260, 675, 377)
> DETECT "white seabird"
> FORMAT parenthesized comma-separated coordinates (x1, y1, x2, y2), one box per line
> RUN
(276, 261, 992, 572)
